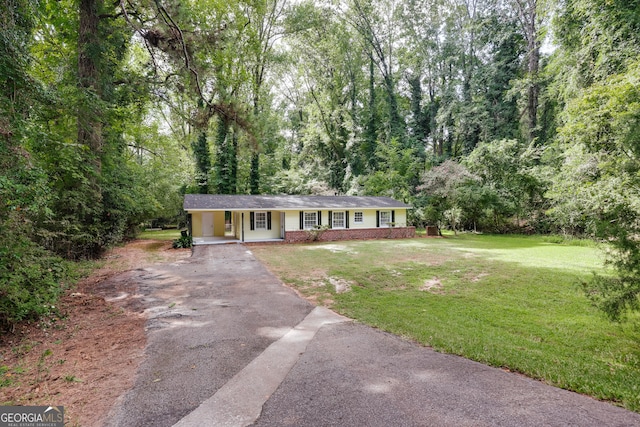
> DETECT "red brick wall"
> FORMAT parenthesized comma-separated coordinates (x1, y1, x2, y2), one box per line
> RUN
(284, 227, 416, 243)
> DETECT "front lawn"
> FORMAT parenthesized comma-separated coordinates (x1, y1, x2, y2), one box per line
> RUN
(137, 229, 182, 241)
(251, 234, 640, 412)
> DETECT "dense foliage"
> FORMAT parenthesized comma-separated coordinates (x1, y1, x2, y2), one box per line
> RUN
(1, 0, 640, 329)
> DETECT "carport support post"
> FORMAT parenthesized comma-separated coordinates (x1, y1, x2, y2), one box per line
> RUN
(241, 213, 245, 242)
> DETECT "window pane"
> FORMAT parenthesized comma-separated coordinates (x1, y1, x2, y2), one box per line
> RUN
(354, 212, 363, 223)
(304, 212, 317, 229)
(255, 212, 267, 230)
(380, 211, 391, 226)
(333, 211, 345, 228)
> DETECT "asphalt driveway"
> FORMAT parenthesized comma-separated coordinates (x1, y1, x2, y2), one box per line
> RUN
(103, 244, 640, 427)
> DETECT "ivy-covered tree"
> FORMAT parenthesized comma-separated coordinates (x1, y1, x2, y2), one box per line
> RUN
(191, 131, 211, 194)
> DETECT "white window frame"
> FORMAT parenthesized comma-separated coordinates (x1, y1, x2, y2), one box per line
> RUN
(332, 211, 346, 229)
(380, 211, 391, 227)
(354, 211, 364, 224)
(254, 211, 267, 230)
(304, 211, 318, 229)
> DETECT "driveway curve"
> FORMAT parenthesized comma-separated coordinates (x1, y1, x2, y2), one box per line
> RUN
(103, 244, 640, 427)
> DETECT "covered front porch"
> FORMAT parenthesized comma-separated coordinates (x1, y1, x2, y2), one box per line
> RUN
(188, 209, 285, 244)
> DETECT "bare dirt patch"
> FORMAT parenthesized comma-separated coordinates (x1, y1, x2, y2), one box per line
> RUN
(420, 277, 444, 293)
(327, 276, 353, 294)
(469, 272, 489, 283)
(0, 240, 191, 427)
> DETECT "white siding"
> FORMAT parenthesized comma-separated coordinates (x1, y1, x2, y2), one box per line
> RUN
(240, 210, 282, 241)
(350, 209, 377, 228)
(394, 209, 407, 226)
(285, 211, 300, 231)
(283, 209, 407, 231)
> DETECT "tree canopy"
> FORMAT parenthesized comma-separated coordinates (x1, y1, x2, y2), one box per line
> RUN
(1, 0, 640, 326)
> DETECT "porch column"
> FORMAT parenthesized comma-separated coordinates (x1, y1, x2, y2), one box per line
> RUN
(241, 213, 245, 242)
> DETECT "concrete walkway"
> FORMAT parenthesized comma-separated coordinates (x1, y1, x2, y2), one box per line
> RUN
(103, 245, 640, 427)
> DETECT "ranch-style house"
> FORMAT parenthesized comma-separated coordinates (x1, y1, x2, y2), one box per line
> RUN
(183, 194, 415, 244)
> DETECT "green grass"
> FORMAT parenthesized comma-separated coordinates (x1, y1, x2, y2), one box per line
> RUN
(137, 229, 182, 241)
(251, 234, 640, 412)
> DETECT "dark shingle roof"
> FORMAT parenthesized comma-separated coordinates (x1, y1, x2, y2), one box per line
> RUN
(183, 194, 411, 211)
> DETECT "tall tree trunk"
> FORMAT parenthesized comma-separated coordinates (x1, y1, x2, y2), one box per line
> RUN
(351, 0, 404, 146)
(191, 131, 211, 194)
(408, 74, 427, 157)
(250, 152, 260, 194)
(384, 73, 404, 144)
(250, 98, 261, 195)
(247, 0, 287, 195)
(229, 126, 238, 194)
(78, 0, 103, 172)
(514, 0, 541, 143)
(527, 41, 540, 142)
(214, 116, 230, 194)
(363, 54, 377, 170)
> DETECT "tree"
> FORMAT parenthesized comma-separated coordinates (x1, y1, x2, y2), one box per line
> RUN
(549, 0, 640, 318)
(284, 2, 365, 192)
(77, 0, 103, 171)
(245, 0, 288, 194)
(192, 132, 211, 194)
(399, 0, 527, 157)
(556, 64, 640, 319)
(346, 0, 405, 145)
(510, 0, 545, 142)
(464, 139, 545, 230)
(0, 0, 74, 330)
(544, 143, 600, 236)
(363, 139, 422, 201)
(24, 0, 146, 258)
(475, 13, 524, 142)
(0, 0, 43, 224)
(417, 160, 479, 232)
(124, 0, 254, 195)
(399, 0, 448, 156)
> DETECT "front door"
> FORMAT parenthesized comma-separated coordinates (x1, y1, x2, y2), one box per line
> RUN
(202, 212, 214, 237)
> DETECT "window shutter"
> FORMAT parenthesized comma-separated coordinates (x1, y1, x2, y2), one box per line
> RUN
(392, 210, 395, 223)
(267, 212, 272, 230)
(346, 211, 349, 229)
(328, 211, 333, 228)
(299, 211, 304, 230)
(376, 210, 380, 228)
(318, 211, 322, 226)
(250, 212, 255, 231)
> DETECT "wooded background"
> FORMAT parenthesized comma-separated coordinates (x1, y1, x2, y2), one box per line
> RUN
(1, 0, 640, 326)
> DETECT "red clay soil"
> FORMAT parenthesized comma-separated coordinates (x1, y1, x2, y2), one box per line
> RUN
(0, 240, 191, 427)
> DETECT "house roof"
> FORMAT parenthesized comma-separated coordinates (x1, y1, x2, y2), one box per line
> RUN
(183, 194, 411, 211)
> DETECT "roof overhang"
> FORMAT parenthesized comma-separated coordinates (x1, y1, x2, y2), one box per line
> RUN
(183, 195, 412, 211)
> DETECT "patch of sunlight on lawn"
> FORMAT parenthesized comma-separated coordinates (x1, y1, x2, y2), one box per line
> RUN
(457, 244, 603, 272)
(304, 243, 358, 254)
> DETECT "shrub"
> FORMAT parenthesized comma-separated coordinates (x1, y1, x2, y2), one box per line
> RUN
(172, 234, 192, 249)
(0, 230, 72, 332)
(305, 225, 330, 241)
